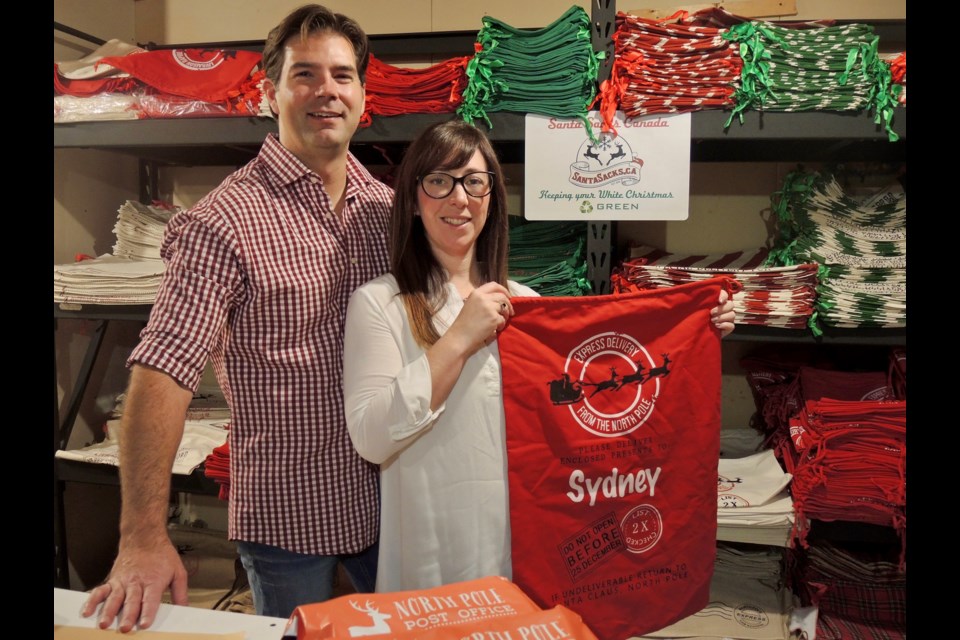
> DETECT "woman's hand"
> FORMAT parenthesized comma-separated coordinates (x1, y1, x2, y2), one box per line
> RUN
(425, 282, 515, 412)
(453, 281, 515, 353)
(711, 289, 736, 338)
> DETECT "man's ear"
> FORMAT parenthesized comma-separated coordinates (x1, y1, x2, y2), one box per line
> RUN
(263, 77, 279, 118)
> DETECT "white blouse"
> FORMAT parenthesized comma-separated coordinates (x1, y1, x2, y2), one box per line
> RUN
(343, 273, 539, 593)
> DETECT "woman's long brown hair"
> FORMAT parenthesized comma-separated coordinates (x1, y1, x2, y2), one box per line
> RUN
(390, 119, 509, 348)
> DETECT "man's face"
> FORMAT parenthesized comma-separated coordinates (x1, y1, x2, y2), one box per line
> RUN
(264, 32, 365, 163)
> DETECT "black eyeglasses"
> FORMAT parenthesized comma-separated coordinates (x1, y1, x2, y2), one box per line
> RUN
(418, 171, 495, 199)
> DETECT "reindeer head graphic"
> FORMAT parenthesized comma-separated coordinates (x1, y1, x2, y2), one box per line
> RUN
(347, 600, 393, 637)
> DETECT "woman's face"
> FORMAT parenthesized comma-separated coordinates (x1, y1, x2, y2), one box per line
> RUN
(416, 149, 492, 263)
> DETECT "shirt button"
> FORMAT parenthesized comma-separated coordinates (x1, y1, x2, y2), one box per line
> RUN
(350, 257, 359, 265)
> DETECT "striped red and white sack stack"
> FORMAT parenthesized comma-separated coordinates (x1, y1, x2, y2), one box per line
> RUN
(597, 9, 743, 133)
(611, 245, 818, 329)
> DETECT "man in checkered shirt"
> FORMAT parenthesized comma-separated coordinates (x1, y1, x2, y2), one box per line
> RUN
(82, 5, 393, 631)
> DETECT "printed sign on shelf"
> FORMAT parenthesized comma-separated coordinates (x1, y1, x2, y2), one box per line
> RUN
(523, 111, 691, 221)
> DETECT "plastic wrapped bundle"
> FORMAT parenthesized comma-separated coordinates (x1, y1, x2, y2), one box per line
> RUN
(55, 39, 265, 121)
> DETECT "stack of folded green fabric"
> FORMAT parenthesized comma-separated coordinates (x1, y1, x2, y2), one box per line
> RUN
(458, 5, 603, 139)
(508, 219, 592, 297)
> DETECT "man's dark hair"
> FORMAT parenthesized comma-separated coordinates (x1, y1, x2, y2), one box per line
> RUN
(262, 4, 370, 86)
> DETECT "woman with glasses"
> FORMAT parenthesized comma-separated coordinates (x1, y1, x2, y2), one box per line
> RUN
(342, 119, 538, 592)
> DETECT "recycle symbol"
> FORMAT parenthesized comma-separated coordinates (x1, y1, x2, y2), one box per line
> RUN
(579, 200, 593, 214)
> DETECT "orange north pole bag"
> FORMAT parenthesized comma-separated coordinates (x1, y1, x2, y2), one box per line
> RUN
(284, 576, 541, 639)
(413, 605, 600, 640)
(498, 276, 738, 640)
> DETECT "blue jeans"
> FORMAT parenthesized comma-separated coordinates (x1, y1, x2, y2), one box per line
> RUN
(236, 539, 379, 619)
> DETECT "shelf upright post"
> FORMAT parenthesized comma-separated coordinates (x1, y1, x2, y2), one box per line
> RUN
(54, 312, 110, 589)
(139, 159, 160, 205)
(54, 316, 69, 589)
(586, 0, 617, 294)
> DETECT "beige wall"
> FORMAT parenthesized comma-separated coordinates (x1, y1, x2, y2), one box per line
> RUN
(131, 0, 902, 43)
(54, 0, 905, 591)
(133, 0, 593, 42)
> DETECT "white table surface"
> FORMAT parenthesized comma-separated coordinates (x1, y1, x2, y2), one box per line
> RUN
(54, 588, 288, 639)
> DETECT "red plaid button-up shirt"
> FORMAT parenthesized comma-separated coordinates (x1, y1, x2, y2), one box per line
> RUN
(130, 133, 393, 554)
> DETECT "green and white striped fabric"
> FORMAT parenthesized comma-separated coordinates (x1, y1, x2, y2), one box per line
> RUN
(767, 170, 906, 331)
(722, 21, 901, 140)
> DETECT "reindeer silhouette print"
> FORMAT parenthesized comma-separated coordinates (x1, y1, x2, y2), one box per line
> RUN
(583, 144, 601, 165)
(607, 142, 627, 166)
(615, 362, 647, 390)
(646, 354, 672, 381)
(348, 600, 393, 637)
(580, 367, 621, 398)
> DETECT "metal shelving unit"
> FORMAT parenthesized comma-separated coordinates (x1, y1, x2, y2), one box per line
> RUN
(54, 11, 906, 589)
(53, 108, 907, 163)
(725, 325, 906, 346)
(53, 302, 221, 588)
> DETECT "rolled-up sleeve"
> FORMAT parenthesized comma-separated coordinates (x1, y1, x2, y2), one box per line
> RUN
(343, 283, 445, 465)
(129, 213, 241, 392)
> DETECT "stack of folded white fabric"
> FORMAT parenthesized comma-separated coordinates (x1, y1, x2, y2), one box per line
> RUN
(112, 200, 176, 259)
(55, 417, 228, 476)
(54, 200, 177, 305)
(640, 543, 801, 640)
(717, 430, 796, 547)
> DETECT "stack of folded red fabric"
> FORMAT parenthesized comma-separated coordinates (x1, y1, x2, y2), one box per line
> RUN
(786, 396, 905, 542)
(360, 53, 470, 127)
(748, 364, 906, 557)
(886, 51, 906, 105)
(612, 245, 819, 329)
(203, 441, 231, 501)
(55, 39, 264, 122)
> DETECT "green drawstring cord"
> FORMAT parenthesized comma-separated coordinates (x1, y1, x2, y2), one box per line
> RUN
(806, 309, 824, 338)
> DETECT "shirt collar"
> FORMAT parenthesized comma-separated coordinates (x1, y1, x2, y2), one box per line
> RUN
(259, 133, 377, 198)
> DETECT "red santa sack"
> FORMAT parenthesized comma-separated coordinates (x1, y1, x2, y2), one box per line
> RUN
(498, 276, 738, 640)
(96, 48, 261, 103)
